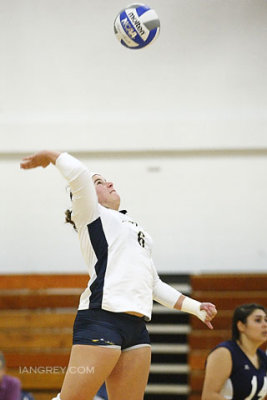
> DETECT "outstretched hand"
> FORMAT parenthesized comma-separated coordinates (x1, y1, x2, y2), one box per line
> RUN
(20, 150, 60, 169)
(200, 302, 217, 330)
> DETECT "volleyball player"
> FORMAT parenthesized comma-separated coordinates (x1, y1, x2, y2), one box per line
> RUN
(20, 150, 217, 400)
(201, 303, 267, 400)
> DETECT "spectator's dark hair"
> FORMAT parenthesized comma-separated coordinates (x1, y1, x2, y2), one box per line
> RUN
(232, 303, 266, 341)
(0, 351, 6, 369)
(65, 190, 77, 232)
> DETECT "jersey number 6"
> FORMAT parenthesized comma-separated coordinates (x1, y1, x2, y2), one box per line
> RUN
(137, 231, 145, 247)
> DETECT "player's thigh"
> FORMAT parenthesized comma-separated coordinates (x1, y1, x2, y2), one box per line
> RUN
(106, 346, 151, 400)
(60, 344, 121, 400)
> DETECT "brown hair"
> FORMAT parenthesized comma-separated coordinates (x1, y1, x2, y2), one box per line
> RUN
(65, 190, 77, 231)
(0, 351, 5, 369)
(65, 209, 77, 232)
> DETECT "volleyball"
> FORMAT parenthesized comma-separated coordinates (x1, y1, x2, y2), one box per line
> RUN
(114, 3, 160, 49)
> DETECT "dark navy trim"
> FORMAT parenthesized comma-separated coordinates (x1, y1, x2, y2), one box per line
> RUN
(87, 217, 108, 309)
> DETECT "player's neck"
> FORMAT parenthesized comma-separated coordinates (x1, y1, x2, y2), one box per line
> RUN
(237, 338, 261, 369)
(237, 338, 258, 357)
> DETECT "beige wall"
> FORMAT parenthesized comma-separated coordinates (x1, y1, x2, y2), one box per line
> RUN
(1, 0, 267, 273)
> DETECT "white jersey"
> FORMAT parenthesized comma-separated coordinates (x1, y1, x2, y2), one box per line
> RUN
(56, 153, 180, 320)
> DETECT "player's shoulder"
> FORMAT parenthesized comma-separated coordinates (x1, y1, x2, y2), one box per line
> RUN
(206, 342, 232, 375)
(215, 340, 236, 352)
(208, 341, 233, 362)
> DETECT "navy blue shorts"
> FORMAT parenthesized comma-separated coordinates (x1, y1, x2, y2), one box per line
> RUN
(73, 309, 150, 351)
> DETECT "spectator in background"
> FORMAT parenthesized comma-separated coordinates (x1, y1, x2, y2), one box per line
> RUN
(201, 303, 267, 400)
(0, 352, 21, 400)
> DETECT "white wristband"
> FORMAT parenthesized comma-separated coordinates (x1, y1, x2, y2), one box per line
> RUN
(181, 297, 207, 322)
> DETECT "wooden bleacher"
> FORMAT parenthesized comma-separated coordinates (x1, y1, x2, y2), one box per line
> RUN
(1, 273, 267, 400)
(188, 274, 267, 400)
(0, 274, 87, 400)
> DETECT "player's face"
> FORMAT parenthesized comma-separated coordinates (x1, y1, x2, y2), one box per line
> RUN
(93, 175, 120, 211)
(241, 309, 267, 344)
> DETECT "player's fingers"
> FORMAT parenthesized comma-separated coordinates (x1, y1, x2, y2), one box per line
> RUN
(20, 161, 28, 168)
(205, 320, 214, 330)
(20, 160, 35, 169)
(20, 163, 30, 169)
(21, 155, 34, 161)
(206, 303, 217, 315)
(207, 307, 216, 319)
(201, 304, 217, 322)
(209, 305, 217, 318)
(201, 304, 214, 316)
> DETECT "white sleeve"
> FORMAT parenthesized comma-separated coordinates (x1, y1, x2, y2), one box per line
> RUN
(152, 261, 181, 308)
(56, 152, 99, 230)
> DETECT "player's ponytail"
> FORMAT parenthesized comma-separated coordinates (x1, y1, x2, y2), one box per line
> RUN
(65, 208, 77, 232)
(65, 190, 77, 231)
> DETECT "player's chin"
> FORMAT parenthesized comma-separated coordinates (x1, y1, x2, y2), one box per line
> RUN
(112, 194, 121, 209)
(113, 192, 120, 201)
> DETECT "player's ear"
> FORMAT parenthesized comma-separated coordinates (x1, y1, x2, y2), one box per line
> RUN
(237, 320, 245, 334)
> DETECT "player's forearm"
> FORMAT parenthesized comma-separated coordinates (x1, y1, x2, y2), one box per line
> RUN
(173, 294, 185, 310)
(56, 153, 99, 228)
(153, 279, 181, 308)
(174, 295, 207, 322)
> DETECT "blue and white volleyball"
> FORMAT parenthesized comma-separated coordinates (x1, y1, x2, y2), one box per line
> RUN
(114, 4, 160, 49)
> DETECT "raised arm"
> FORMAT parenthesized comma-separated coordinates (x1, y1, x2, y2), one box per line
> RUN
(20, 151, 99, 230)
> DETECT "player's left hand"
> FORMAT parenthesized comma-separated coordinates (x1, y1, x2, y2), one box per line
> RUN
(200, 302, 217, 330)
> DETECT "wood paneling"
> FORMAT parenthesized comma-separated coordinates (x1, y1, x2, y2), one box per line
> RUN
(0, 274, 88, 289)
